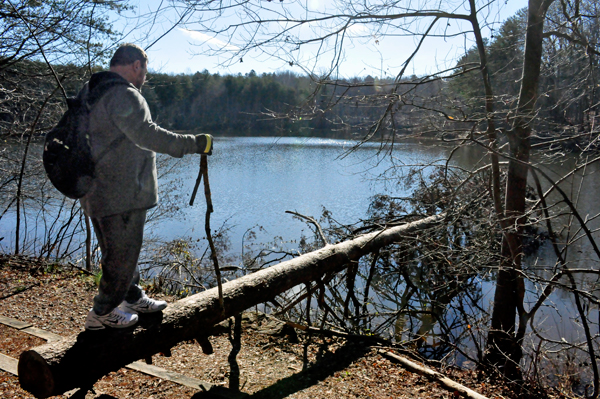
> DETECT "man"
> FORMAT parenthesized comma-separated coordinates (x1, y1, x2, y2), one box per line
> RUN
(81, 43, 213, 330)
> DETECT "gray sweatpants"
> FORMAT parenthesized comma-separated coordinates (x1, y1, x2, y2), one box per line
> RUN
(91, 209, 146, 315)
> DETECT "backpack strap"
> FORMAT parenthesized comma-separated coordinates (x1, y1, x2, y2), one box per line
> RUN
(86, 72, 132, 163)
(95, 134, 127, 164)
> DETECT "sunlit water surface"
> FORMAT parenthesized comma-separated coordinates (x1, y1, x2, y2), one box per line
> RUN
(1, 136, 598, 375)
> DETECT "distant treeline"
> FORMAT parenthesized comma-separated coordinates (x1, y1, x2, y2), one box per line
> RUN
(140, 69, 437, 137)
(133, 6, 598, 141)
(143, 70, 309, 136)
(1, 6, 597, 142)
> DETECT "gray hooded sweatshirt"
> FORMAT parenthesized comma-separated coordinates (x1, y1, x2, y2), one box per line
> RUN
(79, 72, 198, 218)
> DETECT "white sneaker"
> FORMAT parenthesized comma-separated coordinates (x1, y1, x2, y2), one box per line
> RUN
(119, 291, 167, 314)
(84, 307, 138, 330)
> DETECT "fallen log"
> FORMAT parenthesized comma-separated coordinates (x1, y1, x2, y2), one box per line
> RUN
(379, 350, 490, 399)
(18, 213, 444, 398)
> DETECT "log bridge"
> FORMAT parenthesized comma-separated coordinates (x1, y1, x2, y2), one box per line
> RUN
(18, 213, 445, 398)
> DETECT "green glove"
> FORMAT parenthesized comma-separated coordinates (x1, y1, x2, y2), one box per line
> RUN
(195, 134, 213, 155)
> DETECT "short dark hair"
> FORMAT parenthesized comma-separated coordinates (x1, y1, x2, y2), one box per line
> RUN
(110, 43, 148, 67)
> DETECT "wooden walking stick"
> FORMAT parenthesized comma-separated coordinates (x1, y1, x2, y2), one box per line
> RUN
(190, 155, 225, 314)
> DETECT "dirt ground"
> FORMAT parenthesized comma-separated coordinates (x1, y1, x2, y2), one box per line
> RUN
(0, 255, 554, 399)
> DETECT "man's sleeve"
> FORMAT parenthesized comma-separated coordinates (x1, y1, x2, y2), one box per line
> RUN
(106, 86, 197, 158)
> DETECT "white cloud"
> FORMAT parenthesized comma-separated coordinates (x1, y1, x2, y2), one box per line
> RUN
(309, 0, 323, 11)
(346, 23, 369, 36)
(178, 28, 240, 51)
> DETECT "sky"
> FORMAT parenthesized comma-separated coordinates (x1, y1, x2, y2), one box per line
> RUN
(115, 0, 528, 78)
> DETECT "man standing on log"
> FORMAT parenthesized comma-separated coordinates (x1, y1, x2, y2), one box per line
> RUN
(81, 43, 213, 330)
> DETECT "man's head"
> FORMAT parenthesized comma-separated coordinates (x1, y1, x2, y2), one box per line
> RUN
(109, 43, 148, 89)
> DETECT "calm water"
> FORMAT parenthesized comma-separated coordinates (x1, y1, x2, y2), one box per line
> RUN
(1, 136, 598, 366)
(153, 136, 473, 253)
(0, 135, 465, 257)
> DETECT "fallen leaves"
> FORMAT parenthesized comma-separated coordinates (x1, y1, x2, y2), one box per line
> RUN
(0, 256, 531, 399)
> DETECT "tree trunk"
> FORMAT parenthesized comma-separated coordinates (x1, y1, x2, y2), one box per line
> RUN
(484, 0, 554, 379)
(18, 213, 444, 399)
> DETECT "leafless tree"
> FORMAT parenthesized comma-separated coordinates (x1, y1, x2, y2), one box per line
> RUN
(160, 0, 600, 393)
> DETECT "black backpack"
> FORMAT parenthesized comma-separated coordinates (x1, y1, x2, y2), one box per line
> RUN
(43, 72, 130, 199)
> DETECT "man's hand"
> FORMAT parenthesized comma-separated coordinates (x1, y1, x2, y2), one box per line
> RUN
(195, 134, 213, 155)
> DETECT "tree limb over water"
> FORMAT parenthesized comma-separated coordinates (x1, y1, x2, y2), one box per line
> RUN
(18, 213, 445, 398)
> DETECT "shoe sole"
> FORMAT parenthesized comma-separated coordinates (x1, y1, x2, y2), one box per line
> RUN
(121, 304, 167, 314)
(85, 317, 139, 331)
(85, 325, 106, 331)
(85, 322, 138, 331)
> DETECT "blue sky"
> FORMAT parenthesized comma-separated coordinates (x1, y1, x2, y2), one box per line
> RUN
(116, 0, 528, 77)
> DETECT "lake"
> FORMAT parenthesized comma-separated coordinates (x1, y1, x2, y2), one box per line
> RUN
(1, 135, 465, 268)
(0, 136, 598, 376)
(154, 136, 474, 254)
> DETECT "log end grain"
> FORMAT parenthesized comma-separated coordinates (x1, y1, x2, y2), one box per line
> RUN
(18, 349, 55, 399)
